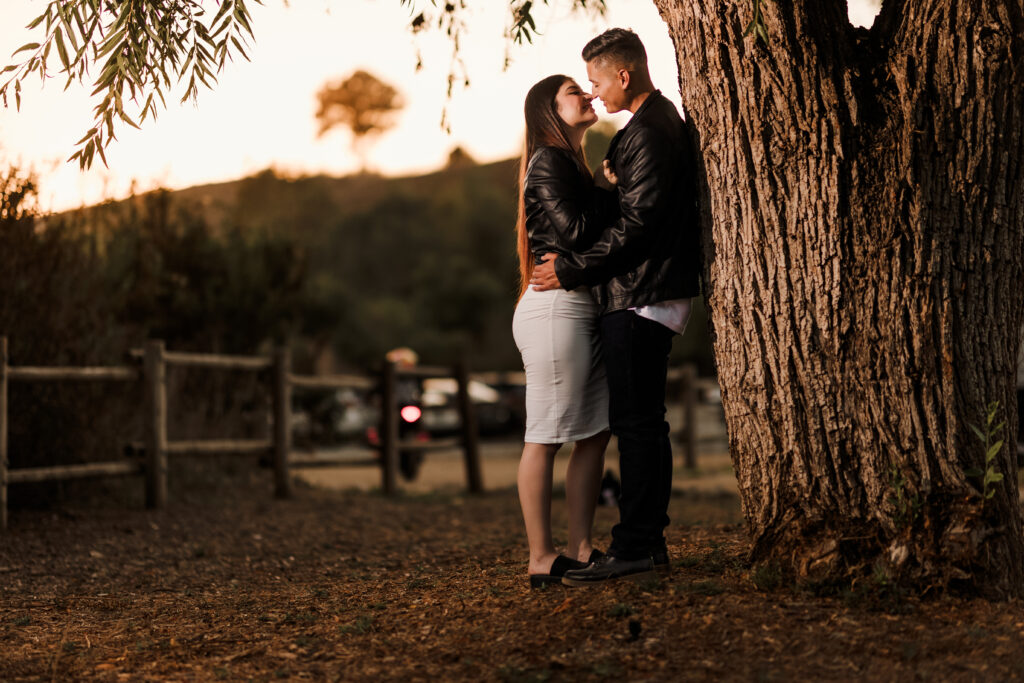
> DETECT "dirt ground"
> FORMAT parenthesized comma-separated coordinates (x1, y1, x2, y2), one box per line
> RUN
(2, 443, 1024, 682)
(291, 439, 738, 496)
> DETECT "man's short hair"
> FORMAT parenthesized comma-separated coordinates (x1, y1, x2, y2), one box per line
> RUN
(582, 28, 647, 70)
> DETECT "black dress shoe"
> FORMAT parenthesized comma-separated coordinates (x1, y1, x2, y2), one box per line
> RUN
(529, 555, 587, 589)
(587, 548, 605, 564)
(561, 554, 658, 586)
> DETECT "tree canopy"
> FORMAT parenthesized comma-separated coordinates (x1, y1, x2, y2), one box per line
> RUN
(1, 0, 607, 168)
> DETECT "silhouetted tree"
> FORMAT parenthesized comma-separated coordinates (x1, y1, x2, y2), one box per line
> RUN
(314, 70, 404, 172)
(445, 146, 477, 170)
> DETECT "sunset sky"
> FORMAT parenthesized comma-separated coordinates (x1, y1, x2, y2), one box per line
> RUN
(0, 1, 880, 212)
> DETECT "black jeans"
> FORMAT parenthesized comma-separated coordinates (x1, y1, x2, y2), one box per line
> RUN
(600, 309, 675, 560)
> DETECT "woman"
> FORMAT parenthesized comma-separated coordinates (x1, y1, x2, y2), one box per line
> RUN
(512, 75, 618, 588)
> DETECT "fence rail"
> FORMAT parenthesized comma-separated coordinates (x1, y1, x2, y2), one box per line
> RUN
(0, 335, 708, 531)
(7, 460, 143, 484)
(0, 336, 484, 530)
(7, 366, 139, 382)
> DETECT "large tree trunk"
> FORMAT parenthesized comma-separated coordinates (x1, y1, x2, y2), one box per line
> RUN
(655, 0, 1024, 597)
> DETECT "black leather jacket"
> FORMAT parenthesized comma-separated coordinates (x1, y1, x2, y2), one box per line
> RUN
(554, 91, 701, 311)
(524, 146, 618, 267)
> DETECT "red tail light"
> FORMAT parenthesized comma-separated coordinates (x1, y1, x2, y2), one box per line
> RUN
(400, 405, 422, 423)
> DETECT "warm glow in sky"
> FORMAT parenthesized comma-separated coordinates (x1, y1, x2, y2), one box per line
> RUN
(0, 1, 880, 212)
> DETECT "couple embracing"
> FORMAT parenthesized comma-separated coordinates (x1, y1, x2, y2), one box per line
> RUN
(512, 28, 701, 588)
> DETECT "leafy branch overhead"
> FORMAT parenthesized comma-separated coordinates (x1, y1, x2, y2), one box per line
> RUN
(507, 0, 607, 46)
(398, 0, 606, 130)
(0, 0, 261, 169)
(2, 0, 763, 167)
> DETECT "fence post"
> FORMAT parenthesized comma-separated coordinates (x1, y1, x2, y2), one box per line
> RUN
(1, 337, 8, 531)
(680, 363, 697, 469)
(144, 340, 168, 508)
(379, 359, 399, 495)
(272, 347, 292, 499)
(455, 360, 484, 493)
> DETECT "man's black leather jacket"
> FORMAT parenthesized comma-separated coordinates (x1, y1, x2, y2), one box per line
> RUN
(524, 146, 618, 265)
(554, 90, 702, 312)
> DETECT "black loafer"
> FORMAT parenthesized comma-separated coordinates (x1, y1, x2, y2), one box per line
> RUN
(529, 555, 587, 589)
(588, 548, 605, 564)
(561, 554, 658, 587)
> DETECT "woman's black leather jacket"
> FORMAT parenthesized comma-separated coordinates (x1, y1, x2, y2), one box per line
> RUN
(553, 91, 702, 312)
(524, 146, 618, 267)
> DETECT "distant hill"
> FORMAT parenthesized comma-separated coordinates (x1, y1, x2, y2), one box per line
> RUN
(70, 155, 525, 371)
(162, 157, 520, 236)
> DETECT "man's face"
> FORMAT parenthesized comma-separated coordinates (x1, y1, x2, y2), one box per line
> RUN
(586, 59, 628, 114)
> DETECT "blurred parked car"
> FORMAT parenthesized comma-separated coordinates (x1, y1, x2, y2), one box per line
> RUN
(290, 387, 376, 448)
(332, 387, 377, 439)
(420, 378, 522, 436)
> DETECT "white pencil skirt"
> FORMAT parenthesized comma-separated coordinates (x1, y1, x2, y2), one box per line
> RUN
(512, 286, 609, 444)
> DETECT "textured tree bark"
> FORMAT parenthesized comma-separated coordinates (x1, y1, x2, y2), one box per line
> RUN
(654, 0, 1024, 596)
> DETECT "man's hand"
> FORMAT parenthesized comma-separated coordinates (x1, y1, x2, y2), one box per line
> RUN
(602, 159, 619, 186)
(529, 253, 562, 291)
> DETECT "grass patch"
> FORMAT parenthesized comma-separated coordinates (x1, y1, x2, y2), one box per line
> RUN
(497, 664, 552, 682)
(751, 562, 783, 591)
(406, 577, 434, 590)
(608, 602, 634, 618)
(591, 658, 624, 678)
(678, 579, 725, 596)
(338, 615, 375, 635)
(283, 611, 318, 624)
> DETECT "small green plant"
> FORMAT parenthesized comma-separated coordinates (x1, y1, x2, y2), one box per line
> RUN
(608, 603, 634, 618)
(677, 554, 702, 568)
(591, 659, 623, 678)
(888, 465, 921, 528)
(338, 615, 374, 635)
(405, 577, 433, 590)
(744, 0, 770, 46)
(871, 560, 891, 587)
(751, 562, 782, 591)
(966, 401, 1006, 501)
(496, 664, 552, 683)
(839, 560, 911, 614)
(12, 615, 30, 626)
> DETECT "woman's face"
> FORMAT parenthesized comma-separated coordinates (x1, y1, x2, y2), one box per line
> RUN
(555, 80, 598, 129)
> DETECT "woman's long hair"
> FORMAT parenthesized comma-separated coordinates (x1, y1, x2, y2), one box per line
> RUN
(516, 75, 592, 299)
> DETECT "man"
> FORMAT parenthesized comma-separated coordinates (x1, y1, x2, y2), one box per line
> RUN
(529, 28, 701, 585)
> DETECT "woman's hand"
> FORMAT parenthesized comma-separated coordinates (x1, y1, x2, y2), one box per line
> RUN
(602, 160, 618, 186)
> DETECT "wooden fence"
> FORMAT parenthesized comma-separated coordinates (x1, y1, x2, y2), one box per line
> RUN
(0, 337, 482, 530)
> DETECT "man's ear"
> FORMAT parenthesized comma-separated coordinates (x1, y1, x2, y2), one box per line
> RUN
(618, 69, 630, 90)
